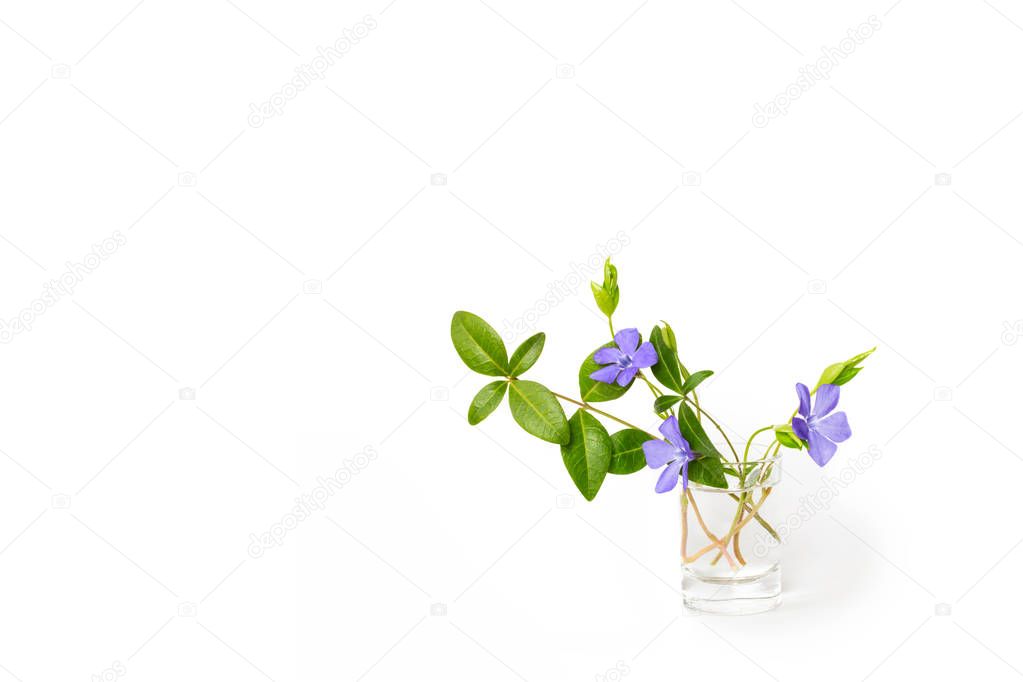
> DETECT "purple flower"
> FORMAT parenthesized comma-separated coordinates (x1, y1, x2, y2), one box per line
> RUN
(589, 328, 657, 387)
(642, 416, 696, 493)
(792, 383, 851, 467)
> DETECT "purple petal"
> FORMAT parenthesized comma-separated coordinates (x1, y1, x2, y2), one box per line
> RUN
(593, 347, 622, 365)
(792, 416, 810, 441)
(616, 366, 638, 386)
(589, 365, 620, 384)
(658, 416, 689, 452)
(807, 430, 838, 466)
(796, 383, 811, 418)
(680, 458, 691, 491)
(814, 411, 851, 443)
(614, 328, 640, 356)
(643, 440, 678, 469)
(631, 342, 658, 368)
(654, 458, 683, 493)
(814, 383, 840, 417)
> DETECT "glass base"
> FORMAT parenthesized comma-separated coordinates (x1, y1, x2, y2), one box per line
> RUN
(682, 563, 781, 615)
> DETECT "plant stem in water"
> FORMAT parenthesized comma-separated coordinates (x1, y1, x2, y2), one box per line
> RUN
(685, 490, 738, 569)
(727, 494, 780, 541)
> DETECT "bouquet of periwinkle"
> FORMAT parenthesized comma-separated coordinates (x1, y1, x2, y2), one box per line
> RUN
(450, 259, 873, 501)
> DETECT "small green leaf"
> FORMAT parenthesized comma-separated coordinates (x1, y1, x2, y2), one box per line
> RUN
(468, 380, 508, 425)
(451, 311, 509, 376)
(676, 404, 727, 488)
(834, 366, 862, 385)
(774, 424, 802, 449)
(680, 370, 713, 395)
(816, 347, 876, 388)
(589, 258, 620, 317)
(561, 410, 613, 500)
(602, 258, 618, 292)
(816, 362, 844, 387)
(608, 428, 651, 475)
(508, 332, 545, 376)
(649, 326, 683, 393)
(660, 321, 678, 353)
(508, 380, 569, 444)
(834, 347, 875, 385)
(579, 343, 632, 402)
(653, 395, 683, 413)
(845, 347, 877, 367)
(590, 282, 618, 317)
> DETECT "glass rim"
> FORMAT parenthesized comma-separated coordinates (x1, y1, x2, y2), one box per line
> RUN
(686, 452, 783, 493)
(717, 452, 783, 466)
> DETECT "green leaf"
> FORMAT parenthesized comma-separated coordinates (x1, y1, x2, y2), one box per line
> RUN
(676, 404, 727, 488)
(508, 332, 545, 376)
(649, 326, 683, 393)
(590, 282, 618, 317)
(653, 394, 683, 413)
(688, 453, 727, 489)
(561, 410, 613, 499)
(468, 380, 508, 425)
(451, 311, 509, 376)
(680, 370, 713, 395)
(676, 404, 720, 459)
(774, 424, 803, 450)
(508, 380, 569, 444)
(608, 428, 651, 475)
(579, 343, 633, 402)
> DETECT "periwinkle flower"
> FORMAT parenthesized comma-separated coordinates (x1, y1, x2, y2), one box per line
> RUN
(642, 416, 696, 493)
(589, 328, 657, 387)
(792, 383, 851, 467)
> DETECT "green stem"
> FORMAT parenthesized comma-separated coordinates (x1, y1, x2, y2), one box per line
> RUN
(637, 371, 664, 399)
(743, 426, 775, 464)
(550, 391, 648, 433)
(678, 361, 702, 424)
(759, 441, 782, 480)
(682, 396, 740, 463)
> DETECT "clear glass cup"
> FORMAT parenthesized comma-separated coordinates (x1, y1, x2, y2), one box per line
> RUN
(680, 453, 782, 615)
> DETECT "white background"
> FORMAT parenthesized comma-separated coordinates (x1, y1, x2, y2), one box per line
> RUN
(2, 1, 1022, 680)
